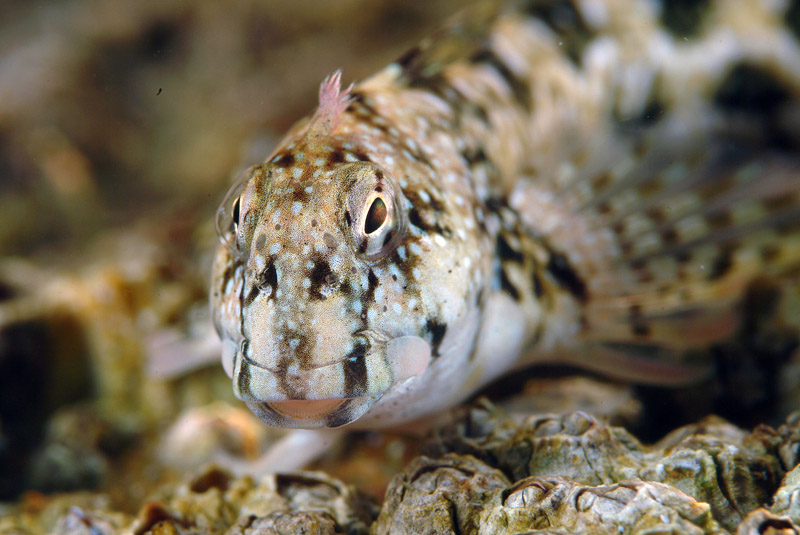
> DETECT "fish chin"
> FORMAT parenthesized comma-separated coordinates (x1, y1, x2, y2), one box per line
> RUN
(247, 396, 376, 428)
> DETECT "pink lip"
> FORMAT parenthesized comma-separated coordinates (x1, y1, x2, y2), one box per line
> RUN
(246, 396, 374, 428)
(267, 398, 346, 420)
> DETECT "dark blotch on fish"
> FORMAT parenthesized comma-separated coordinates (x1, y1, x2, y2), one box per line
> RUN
(708, 248, 733, 281)
(499, 267, 521, 301)
(343, 343, 368, 397)
(629, 304, 651, 337)
(255, 233, 267, 251)
(272, 152, 295, 167)
(658, 0, 712, 38)
(425, 318, 448, 357)
(546, 251, 587, 301)
(496, 234, 524, 263)
(524, 0, 594, 64)
(308, 256, 336, 300)
(714, 63, 791, 115)
(469, 48, 532, 111)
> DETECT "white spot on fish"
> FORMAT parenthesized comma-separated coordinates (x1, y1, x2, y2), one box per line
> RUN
(305, 186, 314, 194)
(270, 243, 281, 255)
(292, 201, 302, 214)
(397, 246, 407, 260)
(412, 268, 421, 279)
(302, 278, 311, 288)
(293, 167, 303, 179)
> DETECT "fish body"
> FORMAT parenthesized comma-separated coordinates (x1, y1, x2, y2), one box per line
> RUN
(211, 0, 800, 429)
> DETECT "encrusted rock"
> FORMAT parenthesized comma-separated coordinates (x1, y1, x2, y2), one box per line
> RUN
(375, 454, 510, 535)
(374, 453, 727, 535)
(0, 467, 377, 535)
(429, 403, 800, 531)
(129, 468, 377, 535)
(772, 464, 800, 526)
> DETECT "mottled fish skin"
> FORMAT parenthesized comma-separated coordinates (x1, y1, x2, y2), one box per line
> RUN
(211, 0, 800, 429)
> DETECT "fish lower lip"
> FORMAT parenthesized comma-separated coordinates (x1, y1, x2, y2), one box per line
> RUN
(268, 398, 346, 420)
(246, 396, 374, 428)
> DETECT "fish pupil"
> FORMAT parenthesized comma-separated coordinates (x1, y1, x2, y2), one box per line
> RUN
(232, 196, 241, 230)
(365, 197, 387, 234)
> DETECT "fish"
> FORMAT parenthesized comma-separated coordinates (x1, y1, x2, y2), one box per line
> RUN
(210, 0, 800, 430)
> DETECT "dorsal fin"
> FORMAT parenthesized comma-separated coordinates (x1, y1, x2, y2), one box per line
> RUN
(392, 1, 502, 85)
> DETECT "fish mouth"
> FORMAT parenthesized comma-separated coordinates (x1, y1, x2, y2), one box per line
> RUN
(246, 396, 375, 428)
(227, 333, 431, 428)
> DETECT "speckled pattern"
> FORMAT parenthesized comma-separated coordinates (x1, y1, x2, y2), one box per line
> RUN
(211, 0, 800, 429)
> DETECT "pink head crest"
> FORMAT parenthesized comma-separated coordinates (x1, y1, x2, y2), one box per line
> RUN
(309, 70, 353, 136)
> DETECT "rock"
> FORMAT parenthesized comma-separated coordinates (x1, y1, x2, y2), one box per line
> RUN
(375, 454, 510, 535)
(374, 453, 726, 535)
(429, 402, 800, 531)
(772, 464, 800, 526)
(127, 467, 377, 535)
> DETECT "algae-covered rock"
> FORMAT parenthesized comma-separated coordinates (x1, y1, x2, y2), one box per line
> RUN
(429, 403, 800, 532)
(771, 464, 800, 526)
(374, 453, 727, 535)
(374, 454, 510, 535)
(128, 468, 377, 535)
(0, 467, 377, 535)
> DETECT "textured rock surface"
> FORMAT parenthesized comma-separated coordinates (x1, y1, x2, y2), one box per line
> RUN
(2, 404, 798, 534)
(376, 457, 727, 535)
(428, 404, 800, 532)
(2, 467, 378, 535)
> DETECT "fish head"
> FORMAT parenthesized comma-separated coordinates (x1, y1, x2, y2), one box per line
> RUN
(211, 137, 482, 428)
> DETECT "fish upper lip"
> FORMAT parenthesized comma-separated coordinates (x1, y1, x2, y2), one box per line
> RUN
(237, 329, 389, 372)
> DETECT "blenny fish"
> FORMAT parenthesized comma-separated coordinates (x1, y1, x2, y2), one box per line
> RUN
(211, 0, 800, 429)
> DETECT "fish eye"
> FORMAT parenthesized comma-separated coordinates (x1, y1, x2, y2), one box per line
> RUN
(216, 165, 263, 256)
(364, 196, 387, 234)
(343, 164, 406, 261)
